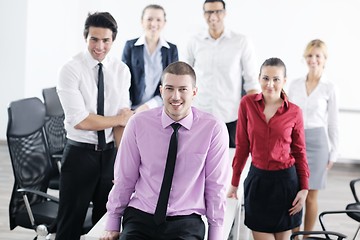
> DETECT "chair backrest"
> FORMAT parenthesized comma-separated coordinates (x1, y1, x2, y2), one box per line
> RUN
(350, 178, 360, 203)
(6, 97, 53, 230)
(42, 87, 63, 116)
(42, 87, 66, 155)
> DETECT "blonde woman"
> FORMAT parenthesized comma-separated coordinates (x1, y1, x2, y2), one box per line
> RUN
(122, 4, 178, 113)
(288, 39, 339, 235)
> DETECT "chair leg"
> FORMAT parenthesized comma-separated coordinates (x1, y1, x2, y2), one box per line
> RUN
(353, 225, 360, 240)
(35, 224, 49, 240)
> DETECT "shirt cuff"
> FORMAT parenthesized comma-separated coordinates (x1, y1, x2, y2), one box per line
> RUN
(105, 213, 122, 232)
(300, 176, 309, 190)
(208, 225, 223, 240)
(231, 174, 240, 187)
(329, 150, 338, 162)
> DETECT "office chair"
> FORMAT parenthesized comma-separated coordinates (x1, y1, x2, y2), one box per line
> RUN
(7, 97, 92, 239)
(291, 206, 360, 240)
(346, 178, 360, 240)
(290, 230, 347, 240)
(42, 87, 66, 190)
(317, 209, 360, 240)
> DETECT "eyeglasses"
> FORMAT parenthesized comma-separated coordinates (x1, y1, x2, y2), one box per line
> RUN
(204, 9, 225, 16)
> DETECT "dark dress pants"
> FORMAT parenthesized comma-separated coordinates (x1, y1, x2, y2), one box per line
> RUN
(55, 143, 116, 240)
(120, 207, 205, 240)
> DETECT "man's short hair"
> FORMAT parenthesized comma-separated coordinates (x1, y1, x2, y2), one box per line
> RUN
(161, 61, 197, 87)
(83, 12, 118, 41)
(204, 0, 226, 9)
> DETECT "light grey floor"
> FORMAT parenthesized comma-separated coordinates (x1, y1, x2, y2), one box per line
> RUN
(0, 142, 359, 240)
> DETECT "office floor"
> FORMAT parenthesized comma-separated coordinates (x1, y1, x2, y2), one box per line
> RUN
(0, 142, 359, 240)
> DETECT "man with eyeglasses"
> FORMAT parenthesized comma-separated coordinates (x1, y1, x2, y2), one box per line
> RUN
(185, 0, 260, 149)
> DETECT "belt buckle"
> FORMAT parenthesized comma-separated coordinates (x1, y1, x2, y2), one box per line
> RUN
(94, 144, 102, 151)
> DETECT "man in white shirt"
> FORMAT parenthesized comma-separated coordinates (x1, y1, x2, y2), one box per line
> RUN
(56, 12, 133, 240)
(185, 0, 260, 147)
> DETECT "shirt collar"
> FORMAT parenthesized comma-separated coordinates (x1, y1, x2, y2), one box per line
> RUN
(135, 35, 170, 49)
(202, 28, 231, 40)
(161, 107, 193, 130)
(254, 92, 289, 111)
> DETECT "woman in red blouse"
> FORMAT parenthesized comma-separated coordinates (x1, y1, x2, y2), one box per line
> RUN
(228, 58, 309, 240)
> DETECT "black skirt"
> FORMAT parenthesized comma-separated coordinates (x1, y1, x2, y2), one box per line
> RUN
(243, 164, 302, 233)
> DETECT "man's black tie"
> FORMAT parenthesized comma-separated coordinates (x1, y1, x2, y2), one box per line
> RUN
(97, 63, 106, 149)
(153, 123, 181, 225)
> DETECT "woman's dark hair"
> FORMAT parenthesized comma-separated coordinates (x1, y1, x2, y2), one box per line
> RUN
(83, 12, 118, 41)
(259, 57, 287, 78)
(259, 58, 287, 97)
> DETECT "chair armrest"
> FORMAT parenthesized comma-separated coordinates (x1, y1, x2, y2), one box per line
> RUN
(51, 154, 62, 173)
(291, 230, 347, 240)
(319, 210, 360, 231)
(17, 188, 59, 203)
(350, 178, 360, 203)
(51, 153, 63, 159)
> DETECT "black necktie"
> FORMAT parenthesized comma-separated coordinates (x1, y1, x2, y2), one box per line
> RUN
(153, 123, 181, 225)
(97, 63, 106, 149)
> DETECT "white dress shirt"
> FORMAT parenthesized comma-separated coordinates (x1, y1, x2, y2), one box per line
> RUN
(287, 74, 339, 162)
(185, 29, 260, 123)
(57, 50, 131, 144)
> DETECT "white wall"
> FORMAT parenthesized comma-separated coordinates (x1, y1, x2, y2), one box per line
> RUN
(1, 0, 359, 160)
(0, 0, 27, 139)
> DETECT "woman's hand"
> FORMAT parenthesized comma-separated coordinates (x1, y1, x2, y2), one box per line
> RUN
(289, 189, 308, 215)
(227, 185, 239, 199)
(327, 160, 334, 170)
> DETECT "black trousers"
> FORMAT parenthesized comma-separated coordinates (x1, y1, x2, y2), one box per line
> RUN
(226, 120, 237, 148)
(120, 207, 205, 240)
(55, 143, 117, 240)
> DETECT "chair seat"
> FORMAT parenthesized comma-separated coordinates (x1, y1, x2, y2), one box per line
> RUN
(15, 201, 58, 232)
(15, 201, 93, 234)
(346, 203, 360, 221)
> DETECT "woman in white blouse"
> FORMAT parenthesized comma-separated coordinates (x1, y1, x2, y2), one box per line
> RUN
(288, 39, 339, 236)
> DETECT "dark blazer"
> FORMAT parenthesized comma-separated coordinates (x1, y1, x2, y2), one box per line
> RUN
(122, 38, 179, 107)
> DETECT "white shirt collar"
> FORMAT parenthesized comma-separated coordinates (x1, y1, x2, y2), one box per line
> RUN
(134, 34, 170, 49)
(202, 28, 231, 40)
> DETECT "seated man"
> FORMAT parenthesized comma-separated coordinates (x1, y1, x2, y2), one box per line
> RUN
(101, 61, 230, 240)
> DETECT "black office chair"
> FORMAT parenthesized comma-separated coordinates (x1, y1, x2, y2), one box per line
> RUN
(290, 230, 347, 240)
(42, 87, 66, 190)
(346, 178, 360, 240)
(290, 207, 360, 240)
(6, 97, 92, 239)
(316, 209, 360, 240)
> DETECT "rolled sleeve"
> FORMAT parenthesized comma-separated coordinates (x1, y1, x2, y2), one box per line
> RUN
(57, 64, 91, 127)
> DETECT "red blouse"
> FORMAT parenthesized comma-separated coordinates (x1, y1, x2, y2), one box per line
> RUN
(231, 93, 309, 189)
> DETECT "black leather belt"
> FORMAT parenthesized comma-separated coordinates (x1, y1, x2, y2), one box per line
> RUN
(67, 139, 115, 151)
(165, 213, 201, 221)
